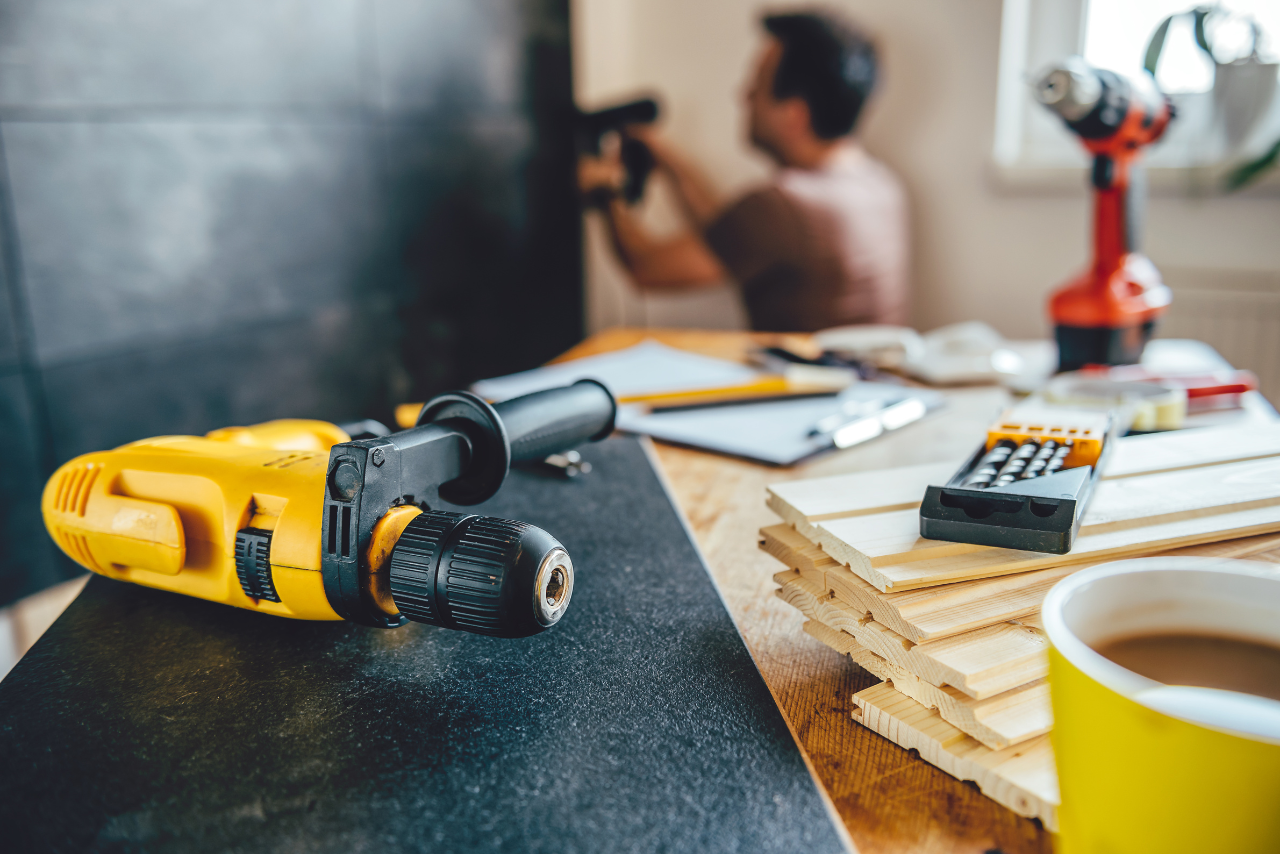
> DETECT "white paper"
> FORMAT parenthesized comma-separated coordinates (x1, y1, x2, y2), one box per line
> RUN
(472, 340, 761, 402)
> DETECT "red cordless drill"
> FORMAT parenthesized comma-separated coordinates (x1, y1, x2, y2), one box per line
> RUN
(1034, 57, 1176, 371)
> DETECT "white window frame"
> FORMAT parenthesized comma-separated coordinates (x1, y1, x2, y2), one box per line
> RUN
(991, 0, 1280, 193)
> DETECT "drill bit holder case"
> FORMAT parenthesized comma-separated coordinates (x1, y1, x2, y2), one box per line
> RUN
(919, 410, 1113, 554)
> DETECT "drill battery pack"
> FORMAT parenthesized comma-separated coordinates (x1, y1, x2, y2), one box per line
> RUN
(919, 408, 1113, 554)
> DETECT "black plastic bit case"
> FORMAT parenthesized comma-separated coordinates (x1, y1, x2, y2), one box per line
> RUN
(918, 437, 1113, 554)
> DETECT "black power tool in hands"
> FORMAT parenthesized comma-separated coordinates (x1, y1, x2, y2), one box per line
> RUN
(576, 97, 660, 204)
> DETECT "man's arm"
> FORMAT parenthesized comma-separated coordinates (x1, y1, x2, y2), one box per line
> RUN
(580, 152, 725, 290)
(599, 197, 725, 290)
(630, 129, 722, 229)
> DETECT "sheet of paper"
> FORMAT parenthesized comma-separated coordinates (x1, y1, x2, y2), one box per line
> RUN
(616, 383, 945, 466)
(471, 340, 762, 402)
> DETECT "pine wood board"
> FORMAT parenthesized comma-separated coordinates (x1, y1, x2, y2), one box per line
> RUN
(766, 422, 1280, 529)
(766, 425, 1280, 593)
(765, 460, 960, 524)
(852, 682, 1059, 831)
(803, 618, 1051, 750)
(763, 523, 1074, 644)
(762, 522, 1280, 643)
(846, 501, 1280, 591)
(1104, 422, 1280, 479)
(776, 572, 1048, 700)
(815, 456, 1280, 576)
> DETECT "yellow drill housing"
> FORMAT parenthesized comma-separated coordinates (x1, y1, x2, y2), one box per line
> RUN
(43, 421, 352, 620)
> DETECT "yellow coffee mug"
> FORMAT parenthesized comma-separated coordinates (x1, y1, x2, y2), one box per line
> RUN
(1043, 557, 1280, 853)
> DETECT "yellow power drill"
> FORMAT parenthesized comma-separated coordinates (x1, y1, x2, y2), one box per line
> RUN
(41, 381, 615, 638)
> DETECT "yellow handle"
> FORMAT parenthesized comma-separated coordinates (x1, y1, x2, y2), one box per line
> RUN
(46, 471, 186, 576)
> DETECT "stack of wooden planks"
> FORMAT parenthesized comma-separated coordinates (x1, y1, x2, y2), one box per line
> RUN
(761, 422, 1280, 830)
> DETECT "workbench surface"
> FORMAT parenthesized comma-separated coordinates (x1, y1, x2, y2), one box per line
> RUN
(0, 435, 846, 853)
(560, 327, 1280, 854)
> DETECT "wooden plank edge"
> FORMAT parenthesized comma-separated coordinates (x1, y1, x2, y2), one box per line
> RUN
(802, 620, 1051, 750)
(761, 522, 1048, 644)
(775, 572, 1048, 700)
(764, 523, 1280, 643)
(766, 423, 1280, 526)
(852, 683, 1059, 832)
(874, 505, 1280, 592)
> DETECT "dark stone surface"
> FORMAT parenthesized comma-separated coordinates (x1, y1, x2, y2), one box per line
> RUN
(40, 310, 399, 461)
(0, 436, 844, 853)
(0, 215, 22, 371)
(0, 0, 364, 109)
(5, 120, 380, 365)
(373, 0, 523, 113)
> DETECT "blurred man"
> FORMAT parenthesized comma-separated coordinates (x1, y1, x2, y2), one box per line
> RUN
(580, 11, 908, 332)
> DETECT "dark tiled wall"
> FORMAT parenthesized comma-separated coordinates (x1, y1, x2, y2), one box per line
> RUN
(0, 0, 581, 605)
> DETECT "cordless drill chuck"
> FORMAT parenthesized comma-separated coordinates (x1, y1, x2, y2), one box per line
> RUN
(43, 380, 616, 639)
(1034, 57, 1106, 123)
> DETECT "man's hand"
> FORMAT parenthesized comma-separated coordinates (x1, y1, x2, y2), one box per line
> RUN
(578, 152, 625, 198)
(620, 124, 672, 169)
(620, 127, 720, 228)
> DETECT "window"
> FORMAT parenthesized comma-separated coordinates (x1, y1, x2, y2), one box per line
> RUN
(994, 0, 1280, 185)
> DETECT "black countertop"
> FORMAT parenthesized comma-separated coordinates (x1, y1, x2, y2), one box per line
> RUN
(0, 436, 844, 853)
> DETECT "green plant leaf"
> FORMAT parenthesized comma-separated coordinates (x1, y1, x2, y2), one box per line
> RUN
(1225, 138, 1280, 191)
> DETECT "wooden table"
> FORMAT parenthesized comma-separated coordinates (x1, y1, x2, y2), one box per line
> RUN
(557, 328, 1279, 852)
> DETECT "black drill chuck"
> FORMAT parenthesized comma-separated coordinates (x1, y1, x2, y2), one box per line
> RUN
(387, 511, 573, 638)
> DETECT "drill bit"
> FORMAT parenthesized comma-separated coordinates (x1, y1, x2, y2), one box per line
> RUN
(992, 439, 1041, 487)
(961, 440, 1017, 488)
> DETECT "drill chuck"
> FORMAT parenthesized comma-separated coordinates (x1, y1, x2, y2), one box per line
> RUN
(1034, 58, 1102, 121)
(387, 511, 573, 638)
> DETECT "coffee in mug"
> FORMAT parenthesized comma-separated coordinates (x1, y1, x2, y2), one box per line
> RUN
(1091, 631, 1280, 702)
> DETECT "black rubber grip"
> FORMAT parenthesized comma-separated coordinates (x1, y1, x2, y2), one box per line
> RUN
(387, 511, 468, 625)
(493, 379, 616, 462)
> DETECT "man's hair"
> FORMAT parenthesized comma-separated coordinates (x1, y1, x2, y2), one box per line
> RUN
(762, 11, 878, 139)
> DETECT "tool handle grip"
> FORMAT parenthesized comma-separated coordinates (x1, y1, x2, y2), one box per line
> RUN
(494, 380, 616, 462)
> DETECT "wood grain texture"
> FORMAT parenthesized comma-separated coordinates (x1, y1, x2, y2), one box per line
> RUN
(766, 461, 960, 524)
(777, 572, 1049, 700)
(810, 456, 1280, 579)
(765, 422, 1280, 528)
(1104, 422, 1280, 478)
(802, 617, 1051, 750)
(851, 502, 1280, 591)
(768, 424, 1280, 590)
(852, 683, 1059, 831)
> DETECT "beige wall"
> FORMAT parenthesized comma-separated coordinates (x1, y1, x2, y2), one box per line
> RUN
(572, 0, 1280, 339)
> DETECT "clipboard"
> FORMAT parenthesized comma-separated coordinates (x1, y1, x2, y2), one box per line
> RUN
(616, 382, 945, 466)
